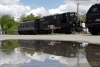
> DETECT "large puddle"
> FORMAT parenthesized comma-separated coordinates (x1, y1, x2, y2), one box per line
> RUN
(0, 40, 100, 67)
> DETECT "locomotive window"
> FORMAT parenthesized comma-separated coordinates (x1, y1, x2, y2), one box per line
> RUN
(40, 18, 44, 21)
(75, 13, 77, 16)
(61, 16, 67, 23)
(57, 16, 59, 19)
(54, 16, 56, 19)
(31, 24, 34, 26)
(26, 25, 28, 27)
(70, 14, 74, 16)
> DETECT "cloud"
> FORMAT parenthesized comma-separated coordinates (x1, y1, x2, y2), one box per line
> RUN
(0, 0, 21, 5)
(48, 4, 69, 14)
(67, 0, 99, 13)
(0, 0, 30, 20)
(25, 52, 91, 66)
(26, 7, 48, 17)
(0, 48, 30, 65)
(48, 0, 99, 14)
(0, 0, 99, 21)
(0, 48, 91, 67)
(27, 0, 99, 17)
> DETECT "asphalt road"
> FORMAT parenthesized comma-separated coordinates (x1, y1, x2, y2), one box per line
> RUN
(0, 34, 100, 44)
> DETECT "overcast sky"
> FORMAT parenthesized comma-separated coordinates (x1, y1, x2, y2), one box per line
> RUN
(0, 0, 99, 20)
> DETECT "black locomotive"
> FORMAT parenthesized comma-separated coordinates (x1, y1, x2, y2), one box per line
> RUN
(18, 12, 82, 35)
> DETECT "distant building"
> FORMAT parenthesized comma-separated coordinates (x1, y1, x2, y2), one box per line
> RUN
(0, 25, 2, 35)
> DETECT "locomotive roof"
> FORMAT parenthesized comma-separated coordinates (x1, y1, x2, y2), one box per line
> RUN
(19, 20, 34, 23)
(23, 20, 34, 22)
(43, 12, 77, 17)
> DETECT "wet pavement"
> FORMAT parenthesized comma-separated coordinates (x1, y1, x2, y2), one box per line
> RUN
(0, 39, 100, 67)
(0, 35, 100, 44)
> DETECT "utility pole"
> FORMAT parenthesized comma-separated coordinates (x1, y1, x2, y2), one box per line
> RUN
(77, 3, 79, 23)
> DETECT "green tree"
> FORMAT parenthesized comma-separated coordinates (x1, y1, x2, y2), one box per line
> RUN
(19, 13, 41, 22)
(19, 14, 26, 22)
(78, 14, 86, 22)
(0, 15, 11, 27)
(0, 15, 18, 34)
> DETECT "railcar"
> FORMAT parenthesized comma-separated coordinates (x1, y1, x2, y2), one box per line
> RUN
(85, 3, 100, 35)
(18, 20, 34, 34)
(18, 19, 40, 35)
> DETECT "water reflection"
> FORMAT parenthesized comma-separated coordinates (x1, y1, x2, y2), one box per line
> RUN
(0, 40, 18, 54)
(19, 40, 81, 58)
(0, 40, 100, 67)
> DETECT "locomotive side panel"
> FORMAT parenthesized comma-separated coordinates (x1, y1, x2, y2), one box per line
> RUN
(48, 12, 77, 34)
(38, 15, 54, 34)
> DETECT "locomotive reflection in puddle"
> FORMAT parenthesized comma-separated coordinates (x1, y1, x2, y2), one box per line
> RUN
(18, 40, 100, 67)
(18, 40, 81, 58)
